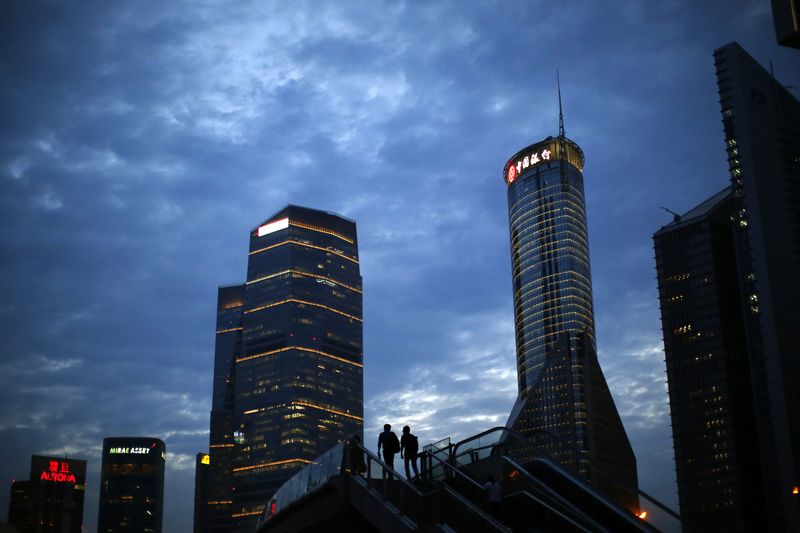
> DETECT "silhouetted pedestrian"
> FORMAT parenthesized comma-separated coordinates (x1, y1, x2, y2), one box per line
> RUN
(377, 423, 400, 470)
(400, 425, 419, 480)
(484, 475, 503, 521)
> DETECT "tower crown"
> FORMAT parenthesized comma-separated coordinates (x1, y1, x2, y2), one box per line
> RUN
(503, 136, 585, 185)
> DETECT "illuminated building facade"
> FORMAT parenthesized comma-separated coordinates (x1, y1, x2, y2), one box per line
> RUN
(714, 43, 800, 531)
(653, 42, 800, 533)
(654, 188, 766, 531)
(502, 115, 638, 510)
(97, 437, 165, 533)
(203, 284, 244, 532)
(204, 205, 364, 532)
(7, 455, 86, 533)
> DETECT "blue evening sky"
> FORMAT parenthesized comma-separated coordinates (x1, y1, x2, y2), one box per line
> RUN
(1, 1, 797, 530)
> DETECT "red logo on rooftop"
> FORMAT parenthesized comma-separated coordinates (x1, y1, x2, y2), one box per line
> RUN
(507, 164, 517, 184)
(39, 461, 77, 484)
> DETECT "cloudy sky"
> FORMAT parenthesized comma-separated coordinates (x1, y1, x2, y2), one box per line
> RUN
(1, 0, 797, 530)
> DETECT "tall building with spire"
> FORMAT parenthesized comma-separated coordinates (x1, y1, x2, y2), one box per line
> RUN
(200, 206, 364, 532)
(501, 88, 638, 510)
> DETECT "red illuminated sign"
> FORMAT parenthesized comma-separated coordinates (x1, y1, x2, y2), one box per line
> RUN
(507, 164, 517, 184)
(39, 460, 77, 483)
(505, 143, 560, 186)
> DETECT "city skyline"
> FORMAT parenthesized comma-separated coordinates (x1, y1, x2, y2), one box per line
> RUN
(1, 1, 797, 531)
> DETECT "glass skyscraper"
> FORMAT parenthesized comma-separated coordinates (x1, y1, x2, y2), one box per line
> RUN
(97, 437, 166, 533)
(654, 189, 767, 532)
(502, 120, 638, 511)
(203, 284, 243, 532)
(651, 42, 800, 532)
(202, 205, 363, 532)
(713, 41, 800, 532)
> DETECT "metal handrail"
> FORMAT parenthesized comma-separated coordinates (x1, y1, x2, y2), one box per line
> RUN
(354, 442, 506, 532)
(349, 440, 425, 496)
(499, 455, 614, 533)
(502, 426, 681, 524)
(425, 451, 591, 533)
(419, 454, 506, 533)
(506, 490, 593, 533)
(425, 450, 491, 490)
(451, 426, 527, 460)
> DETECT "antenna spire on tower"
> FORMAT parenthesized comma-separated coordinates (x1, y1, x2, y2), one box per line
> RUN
(557, 70, 565, 138)
(556, 70, 569, 192)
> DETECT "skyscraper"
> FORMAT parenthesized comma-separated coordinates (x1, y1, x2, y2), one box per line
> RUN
(653, 42, 800, 533)
(203, 284, 244, 532)
(97, 437, 166, 533)
(203, 205, 364, 532)
(7, 455, 87, 533)
(193, 453, 210, 533)
(654, 189, 766, 531)
(502, 99, 638, 510)
(714, 46, 800, 531)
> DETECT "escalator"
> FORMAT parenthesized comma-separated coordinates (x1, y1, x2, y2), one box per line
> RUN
(428, 427, 681, 533)
(444, 453, 654, 533)
(422, 448, 593, 532)
(255, 440, 505, 533)
(255, 427, 682, 532)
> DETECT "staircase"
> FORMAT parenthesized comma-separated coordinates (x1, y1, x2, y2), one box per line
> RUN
(255, 428, 682, 533)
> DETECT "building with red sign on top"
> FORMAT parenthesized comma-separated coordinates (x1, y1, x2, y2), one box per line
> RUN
(7, 455, 87, 533)
(500, 92, 639, 512)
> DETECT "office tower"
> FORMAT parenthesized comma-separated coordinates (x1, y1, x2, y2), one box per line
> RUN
(654, 42, 799, 533)
(7, 455, 86, 533)
(205, 205, 364, 532)
(204, 283, 244, 532)
(97, 437, 166, 533)
(501, 99, 638, 511)
(715, 42, 799, 531)
(771, 0, 800, 48)
(654, 188, 767, 531)
(193, 453, 210, 533)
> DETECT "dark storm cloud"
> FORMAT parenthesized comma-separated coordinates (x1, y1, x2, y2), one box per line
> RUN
(1, 0, 797, 530)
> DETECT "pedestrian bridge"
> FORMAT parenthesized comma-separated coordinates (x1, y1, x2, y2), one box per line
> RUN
(255, 427, 681, 533)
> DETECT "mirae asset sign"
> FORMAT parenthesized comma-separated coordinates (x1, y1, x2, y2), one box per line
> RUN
(506, 148, 553, 184)
(109, 447, 152, 455)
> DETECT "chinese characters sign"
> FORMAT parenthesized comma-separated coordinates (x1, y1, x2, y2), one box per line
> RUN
(30, 455, 87, 485)
(40, 461, 77, 483)
(506, 148, 553, 184)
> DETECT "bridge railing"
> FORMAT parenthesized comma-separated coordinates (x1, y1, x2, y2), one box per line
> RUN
(451, 426, 682, 533)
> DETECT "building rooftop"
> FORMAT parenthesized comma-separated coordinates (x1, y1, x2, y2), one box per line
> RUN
(654, 186, 732, 236)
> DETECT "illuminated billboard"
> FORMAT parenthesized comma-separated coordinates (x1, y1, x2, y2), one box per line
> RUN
(103, 438, 166, 462)
(30, 455, 87, 486)
(503, 137, 585, 185)
(257, 217, 289, 237)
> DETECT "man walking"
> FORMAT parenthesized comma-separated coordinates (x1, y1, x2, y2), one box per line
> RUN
(377, 423, 400, 470)
(400, 425, 420, 481)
